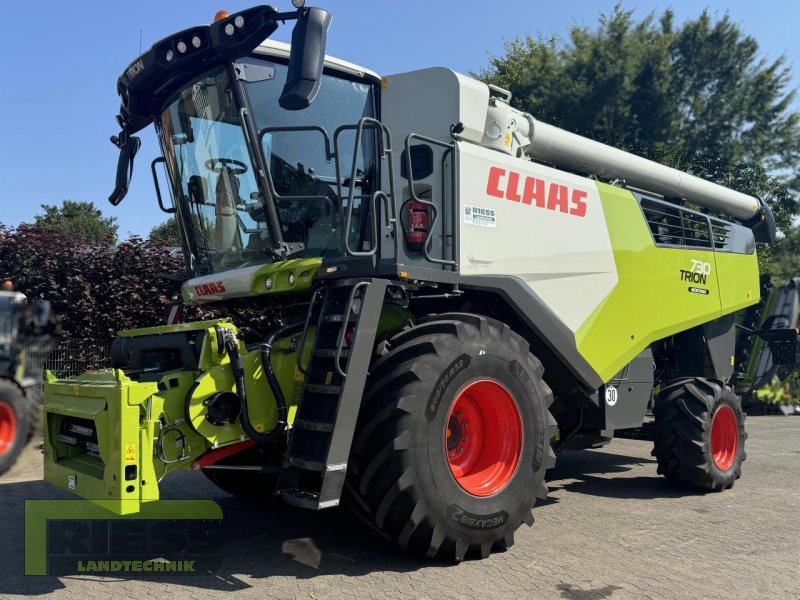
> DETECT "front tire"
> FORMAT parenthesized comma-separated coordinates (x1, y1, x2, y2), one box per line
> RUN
(0, 379, 31, 476)
(347, 313, 556, 561)
(652, 377, 746, 491)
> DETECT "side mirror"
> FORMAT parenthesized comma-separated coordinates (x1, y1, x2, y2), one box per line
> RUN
(279, 8, 332, 110)
(749, 200, 777, 244)
(109, 136, 142, 206)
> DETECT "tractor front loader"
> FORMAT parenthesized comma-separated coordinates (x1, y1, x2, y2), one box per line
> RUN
(41, 3, 795, 560)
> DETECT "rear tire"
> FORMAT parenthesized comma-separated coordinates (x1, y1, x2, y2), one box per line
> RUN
(652, 377, 746, 491)
(346, 313, 556, 561)
(0, 379, 31, 476)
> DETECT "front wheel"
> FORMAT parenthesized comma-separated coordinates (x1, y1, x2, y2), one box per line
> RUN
(651, 377, 746, 491)
(346, 313, 556, 561)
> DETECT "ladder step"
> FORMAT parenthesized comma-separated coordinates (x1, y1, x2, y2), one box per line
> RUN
(287, 456, 326, 471)
(322, 313, 355, 324)
(313, 348, 350, 358)
(294, 418, 334, 433)
(281, 488, 340, 510)
(305, 383, 343, 395)
(278, 278, 389, 511)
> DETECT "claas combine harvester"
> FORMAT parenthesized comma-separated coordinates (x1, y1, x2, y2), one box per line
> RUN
(41, 3, 798, 560)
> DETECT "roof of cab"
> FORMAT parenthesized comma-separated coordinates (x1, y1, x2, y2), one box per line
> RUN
(253, 39, 381, 82)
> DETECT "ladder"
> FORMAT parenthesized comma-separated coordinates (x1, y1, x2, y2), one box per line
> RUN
(278, 278, 389, 509)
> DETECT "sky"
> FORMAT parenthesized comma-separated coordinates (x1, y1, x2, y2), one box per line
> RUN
(1, 0, 798, 238)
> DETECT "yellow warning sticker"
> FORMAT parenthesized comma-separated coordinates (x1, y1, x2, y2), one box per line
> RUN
(381, 77, 389, 91)
(125, 443, 136, 464)
(504, 132, 512, 147)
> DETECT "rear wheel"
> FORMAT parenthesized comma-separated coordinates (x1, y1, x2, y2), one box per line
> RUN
(652, 377, 746, 491)
(347, 313, 556, 561)
(0, 379, 31, 476)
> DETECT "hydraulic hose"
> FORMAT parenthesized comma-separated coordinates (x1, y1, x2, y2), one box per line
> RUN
(224, 322, 303, 444)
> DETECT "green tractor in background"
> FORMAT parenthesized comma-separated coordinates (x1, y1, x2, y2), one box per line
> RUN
(0, 289, 55, 475)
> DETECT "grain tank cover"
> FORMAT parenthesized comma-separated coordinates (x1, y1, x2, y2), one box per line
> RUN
(381, 68, 489, 144)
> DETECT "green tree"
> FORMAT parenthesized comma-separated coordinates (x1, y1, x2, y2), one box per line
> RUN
(475, 6, 800, 230)
(33, 200, 118, 244)
(148, 217, 182, 247)
(769, 226, 800, 282)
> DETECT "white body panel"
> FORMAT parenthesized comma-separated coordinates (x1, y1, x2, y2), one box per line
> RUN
(182, 265, 264, 304)
(457, 142, 618, 332)
(381, 68, 489, 146)
(379, 67, 760, 223)
(254, 40, 380, 81)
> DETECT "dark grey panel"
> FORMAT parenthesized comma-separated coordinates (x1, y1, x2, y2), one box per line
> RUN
(604, 348, 654, 430)
(703, 314, 736, 382)
(459, 275, 603, 390)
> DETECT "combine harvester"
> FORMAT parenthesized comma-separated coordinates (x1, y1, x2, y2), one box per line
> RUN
(41, 3, 798, 559)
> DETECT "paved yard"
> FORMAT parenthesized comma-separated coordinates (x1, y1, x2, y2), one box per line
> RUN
(1, 416, 798, 599)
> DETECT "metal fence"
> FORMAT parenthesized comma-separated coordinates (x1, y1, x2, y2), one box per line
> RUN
(21, 337, 57, 380)
(41, 339, 112, 379)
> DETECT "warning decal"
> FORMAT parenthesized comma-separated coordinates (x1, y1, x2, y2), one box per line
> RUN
(464, 205, 496, 228)
(125, 443, 137, 464)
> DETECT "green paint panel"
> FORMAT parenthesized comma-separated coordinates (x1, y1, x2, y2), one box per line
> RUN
(575, 183, 759, 382)
(118, 318, 231, 338)
(42, 291, 413, 515)
(43, 370, 159, 515)
(714, 251, 759, 312)
(251, 258, 322, 294)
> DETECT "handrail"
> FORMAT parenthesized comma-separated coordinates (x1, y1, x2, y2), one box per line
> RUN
(257, 125, 333, 161)
(151, 157, 176, 214)
(255, 124, 340, 237)
(333, 118, 398, 257)
(333, 281, 371, 378)
(403, 133, 457, 268)
(296, 287, 326, 376)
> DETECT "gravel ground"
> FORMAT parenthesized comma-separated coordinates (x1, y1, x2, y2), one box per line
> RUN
(1, 416, 798, 599)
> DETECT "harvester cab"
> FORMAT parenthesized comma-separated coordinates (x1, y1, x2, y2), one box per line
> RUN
(41, 3, 794, 560)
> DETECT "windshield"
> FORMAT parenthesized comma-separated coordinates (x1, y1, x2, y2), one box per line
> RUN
(241, 58, 377, 256)
(158, 66, 268, 275)
(157, 58, 378, 277)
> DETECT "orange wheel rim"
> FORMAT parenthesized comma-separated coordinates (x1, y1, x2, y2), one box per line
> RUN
(710, 404, 738, 471)
(0, 401, 17, 455)
(445, 380, 523, 496)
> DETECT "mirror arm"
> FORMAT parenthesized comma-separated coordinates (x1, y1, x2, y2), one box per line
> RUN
(109, 131, 141, 206)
